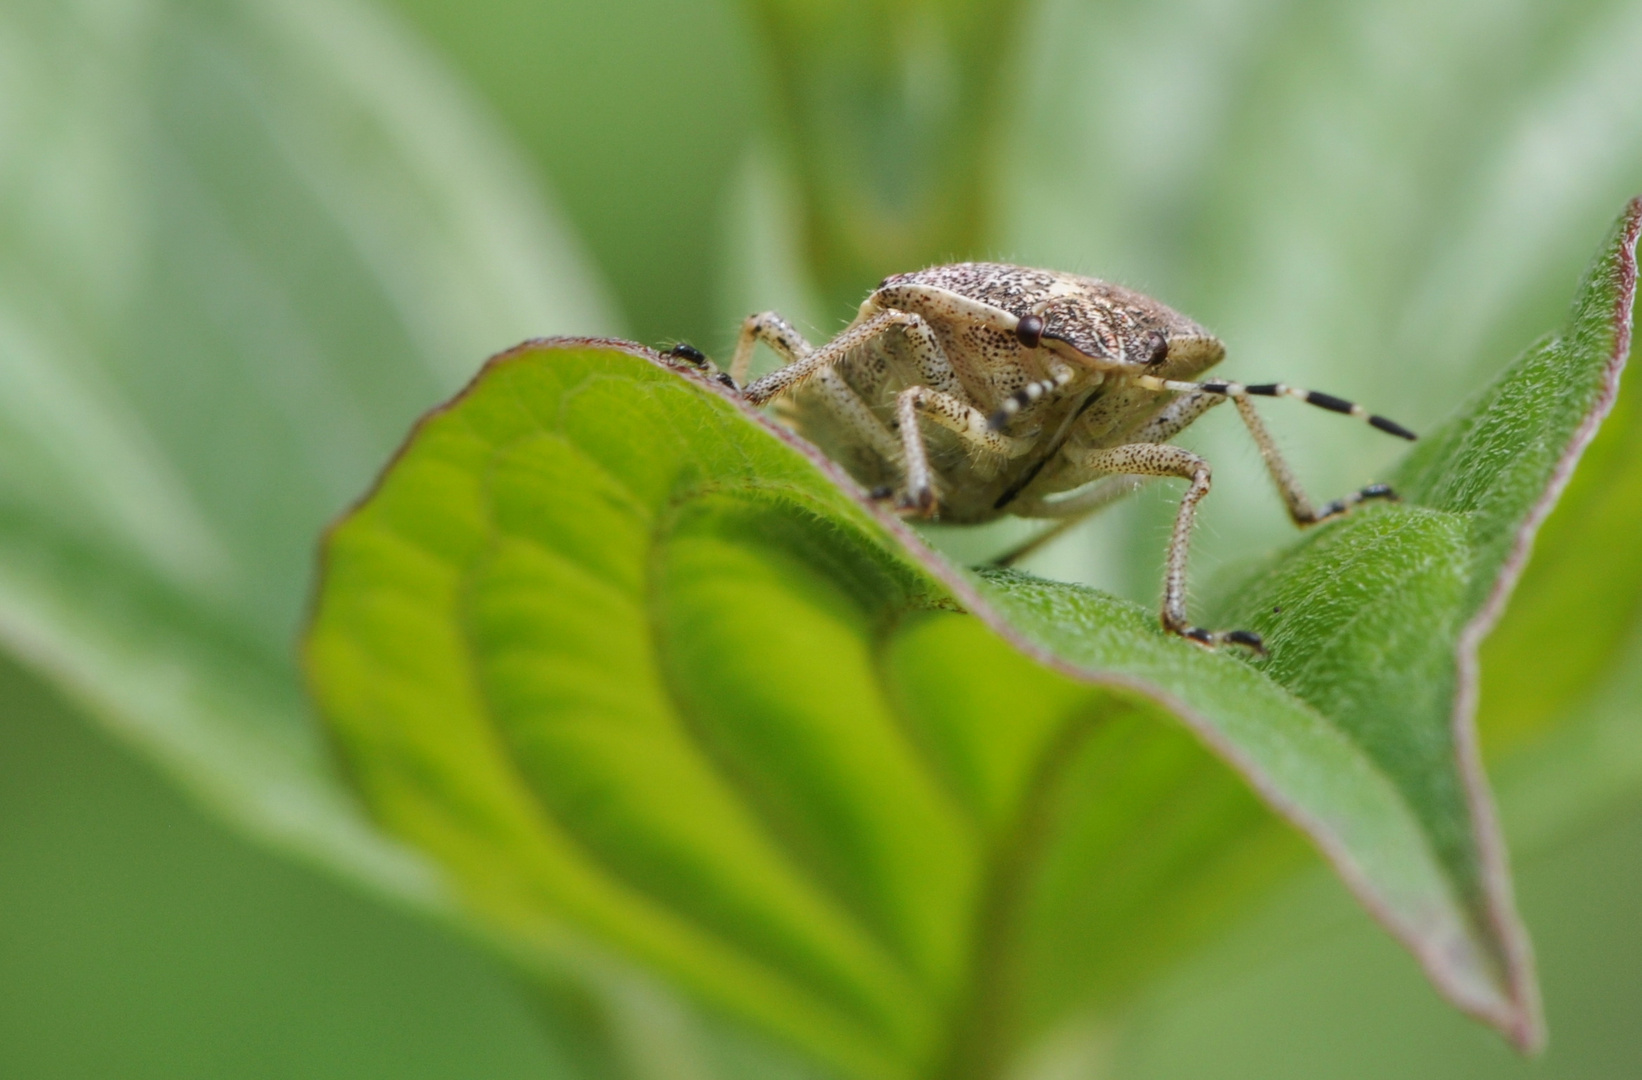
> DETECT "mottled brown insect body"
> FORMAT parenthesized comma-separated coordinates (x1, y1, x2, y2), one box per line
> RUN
(722, 262, 1414, 650)
(785, 264, 1226, 523)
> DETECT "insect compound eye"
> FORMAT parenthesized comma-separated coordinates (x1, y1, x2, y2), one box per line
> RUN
(1145, 331, 1169, 365)
(1015, 314, 1044, 349)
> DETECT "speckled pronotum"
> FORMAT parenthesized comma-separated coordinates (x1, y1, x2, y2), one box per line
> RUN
(679, 263, 1416, 652)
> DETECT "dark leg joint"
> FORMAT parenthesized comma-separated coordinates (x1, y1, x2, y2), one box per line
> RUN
(664, 342, 708, 366)
(1175, 624, 1266, 655)
(990, 385, 1036, 430)
(898, 485, 937, 517)
(1224, 629, 1267, 656)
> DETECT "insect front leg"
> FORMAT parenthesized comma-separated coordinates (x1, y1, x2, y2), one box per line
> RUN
(809, 366, 903, 463)
(730, 311, 814, 386)
(894, 386, 1034, 514)
(741, 307, 996, 515)
(741, 309, 930, 406)
(1070, 442, 1264, 653)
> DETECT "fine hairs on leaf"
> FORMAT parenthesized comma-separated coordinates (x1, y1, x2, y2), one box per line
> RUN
(305, 201, 1638, 1077)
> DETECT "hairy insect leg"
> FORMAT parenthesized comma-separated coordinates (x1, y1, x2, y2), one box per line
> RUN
(1071, 442, 1264, 653)
(894, 386, 1035, 514)
(900, 387, 1033, 458)
(808, 366, 902, 462)
(1230, 396, 1398, 525)
(867, 283, 1095, 432)
(1141, 388, 1224, 436)
(993, 390, 1227, 565)
(741, 309, 957, 406)
(739, 306, 994, 513)
(731, 312, 814, 386)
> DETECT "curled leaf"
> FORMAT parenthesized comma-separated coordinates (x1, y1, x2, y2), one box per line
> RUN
(307, 201, 1638, 1073)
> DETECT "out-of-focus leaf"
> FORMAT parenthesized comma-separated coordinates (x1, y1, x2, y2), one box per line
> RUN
(309, 205, 1633, 1074)
(0, 0, 614, 894)
(741, 0, 1027, 316)
(383, 0, 755, 348)
(1002, 0, 1642, 597)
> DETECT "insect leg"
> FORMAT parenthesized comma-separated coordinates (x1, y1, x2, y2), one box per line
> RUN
(1072, 442, 1264, 653)
(731, 311, 815, 385)
(894, 388, 939, 514)
(900, 387, 1034, 457)
(810, 366, 902, 462)
(1229, 396, 1398, 526)
(992, 390, 1226, 564)
(891, 385, 1036, 515)
(742, 309, 934, 406)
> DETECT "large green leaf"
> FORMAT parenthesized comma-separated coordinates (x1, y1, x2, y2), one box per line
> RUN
(0, 0, 613, 892)
(305, 198, 1639, 1076)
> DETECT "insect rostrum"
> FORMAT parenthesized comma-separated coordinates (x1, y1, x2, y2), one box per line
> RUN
(714, 262, 1414, 652)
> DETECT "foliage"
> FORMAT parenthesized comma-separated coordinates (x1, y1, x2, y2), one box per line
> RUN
(0, 0, 612, 892)
(742, 0, 1028, 314)
(306, 200, 1633, 1076)
(2, 0, 1641, 1076)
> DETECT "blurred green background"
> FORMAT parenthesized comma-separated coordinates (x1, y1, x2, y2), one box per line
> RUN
(2, 0, 1640, 1076)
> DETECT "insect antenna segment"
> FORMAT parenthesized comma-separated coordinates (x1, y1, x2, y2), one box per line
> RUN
(987, 367, 1076, 430)
(1136, 376, 1418, 441)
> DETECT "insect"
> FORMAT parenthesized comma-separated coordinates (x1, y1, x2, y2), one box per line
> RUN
(707, 262, 1415, 652)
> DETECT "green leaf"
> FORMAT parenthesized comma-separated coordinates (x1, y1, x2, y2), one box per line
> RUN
(0, 0, 613, 896)
(1476, 252, 1642, 754)
(741, 0, 1029, 316)
(304, 197, 1639, 1076)
(1206, 198, 1636, 1045)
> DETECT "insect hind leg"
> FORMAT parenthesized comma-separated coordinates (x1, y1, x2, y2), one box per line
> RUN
(1133, 375, 1407, 526)
(1230, 396, 1399, 526)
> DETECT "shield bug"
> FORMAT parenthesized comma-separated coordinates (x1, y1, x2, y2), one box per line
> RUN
(723, 262, 1415, 652)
